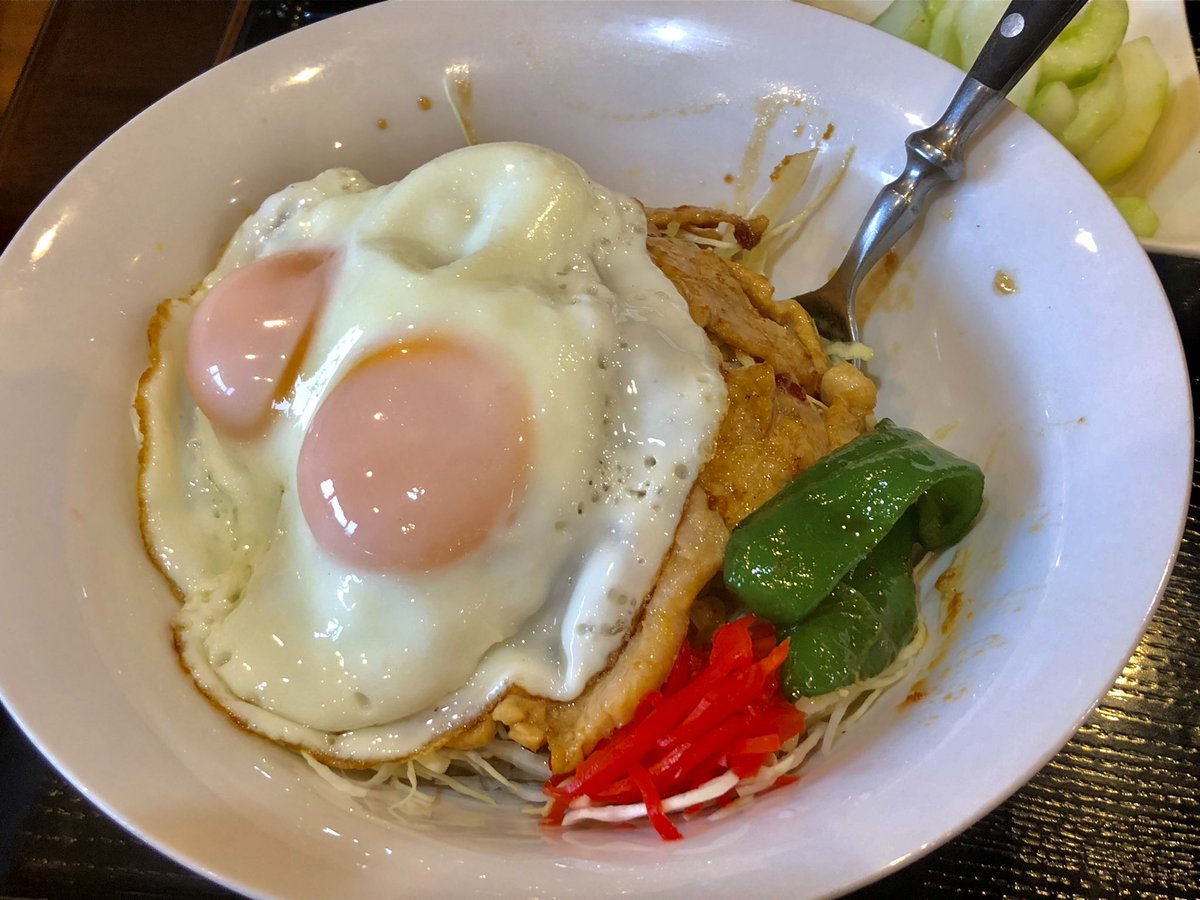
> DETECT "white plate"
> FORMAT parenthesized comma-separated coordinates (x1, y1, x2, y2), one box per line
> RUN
(807, 0, 1200, 257)
(0, 2, 1191, 897)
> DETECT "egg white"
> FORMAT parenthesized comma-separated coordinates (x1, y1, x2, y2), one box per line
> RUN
(138, 143, 726, 762)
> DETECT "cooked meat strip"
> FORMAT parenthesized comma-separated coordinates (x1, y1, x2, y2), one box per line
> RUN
(497, 234, 876, 774)
(645, 205, 769, 249)
(698, 361, 832, 528)
(646, 235, 828, 394)
(542, 491, 729, 772)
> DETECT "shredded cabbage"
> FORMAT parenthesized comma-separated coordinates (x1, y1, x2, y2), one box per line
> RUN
(739, 147, 855, 276)
(301, 732, 552, 814)
(442, 64, 478, 147)
(562, 771, 741, 827)
(298, 613, 930, 833)
(748, 151, 817, 239)
(823, 339, 876, 364)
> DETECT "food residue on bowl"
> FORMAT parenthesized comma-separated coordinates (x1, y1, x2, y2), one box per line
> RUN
(993, 269, 1018, 296)
(856, 249, 913, 325)
(900, 680, 928, 707)
(443, 65, 477, 144)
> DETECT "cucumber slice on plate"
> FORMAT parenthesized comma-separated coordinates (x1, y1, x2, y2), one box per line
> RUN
(1110, 195, 1160, 238)
(1005, 61, 1041, 112)
(924, 1, 961, 67)
(1028, 81, 1078, 138)
(1039, 0, 1129, 87)
(953, 0, 1005, 65)
(1059, 56, 1125, 155)
(872, 0, 933, 47)
(951, 0, 1039, 109)
(1079, 36, 1169, 182)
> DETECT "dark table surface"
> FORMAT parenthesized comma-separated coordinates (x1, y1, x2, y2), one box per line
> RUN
(1, 2, 1197, 897)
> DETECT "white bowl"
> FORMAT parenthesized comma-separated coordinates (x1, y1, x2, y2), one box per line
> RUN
(0, 3, 1191, 897)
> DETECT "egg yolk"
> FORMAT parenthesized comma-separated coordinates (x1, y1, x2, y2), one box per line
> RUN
(297, 338, 532, 572)
(185, 249, 333, 437)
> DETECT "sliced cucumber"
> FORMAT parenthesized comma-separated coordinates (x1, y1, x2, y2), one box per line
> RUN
(924, 1, 961, 66)
(1110, 195, 1160, 237)
(1028, 81, 1079, 138)
(953, 0, 1005, 66)
(1007, 62, 1041, 112)
(872, 0, 934, 47)
(1060, 56, 1125, 155)
(1039, 0, 1129, 87)
(1079, 37, 1169, 182)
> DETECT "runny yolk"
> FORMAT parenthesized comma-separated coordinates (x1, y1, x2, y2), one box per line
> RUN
(296, 338, 532, 572)
(185, 249, 334, 437)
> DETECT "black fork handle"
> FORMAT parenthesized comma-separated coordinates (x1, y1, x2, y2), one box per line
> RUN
(968, 0, 1088, 94)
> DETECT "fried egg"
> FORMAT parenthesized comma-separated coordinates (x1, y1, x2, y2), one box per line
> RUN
(137, 143, 726, 763)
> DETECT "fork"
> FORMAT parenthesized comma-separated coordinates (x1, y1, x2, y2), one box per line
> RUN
(795, 0, 1087, 351)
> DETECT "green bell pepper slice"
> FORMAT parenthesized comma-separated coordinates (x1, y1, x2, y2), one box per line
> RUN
(723, 420, 983, 626)
(780, 510, 920, 698)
